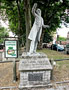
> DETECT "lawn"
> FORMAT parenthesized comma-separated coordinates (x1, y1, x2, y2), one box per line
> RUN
(38, 49, 69, 82)
(38, 48, 69, 68)
(0, 48, 69, 87)
(38, 48, 69, 60)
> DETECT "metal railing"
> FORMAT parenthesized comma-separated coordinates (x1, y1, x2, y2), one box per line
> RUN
(0, 86, 18, 90)
(0, 58, 69, 89)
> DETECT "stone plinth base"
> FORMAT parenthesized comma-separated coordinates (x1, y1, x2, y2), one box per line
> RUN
(19, 52, 52, 89)
(22, 52, 47, 58)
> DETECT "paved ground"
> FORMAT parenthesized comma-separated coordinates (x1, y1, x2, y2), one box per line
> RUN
(0, 85, 69, 90)
(19, 85, 69, 90)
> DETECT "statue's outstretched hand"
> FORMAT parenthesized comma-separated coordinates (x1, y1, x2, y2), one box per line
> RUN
(43, 25, 50, 28)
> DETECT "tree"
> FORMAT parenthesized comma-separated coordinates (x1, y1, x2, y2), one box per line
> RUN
(31, 0, 69, 49)
(0, 26, 9, 43)
(24, 0, 31, 52)
(0, 0, 69, 50)
(0, 0, 26, 45)
(0, 0, 31, 51)
(58, 36, 66, 41)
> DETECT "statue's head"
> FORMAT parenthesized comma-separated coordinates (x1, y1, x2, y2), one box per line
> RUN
(36, 8, 41, 16)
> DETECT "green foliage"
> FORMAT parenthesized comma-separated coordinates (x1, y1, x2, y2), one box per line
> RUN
(0, 0, 26, 45)
(65, 16, 69, 23)
(58, 36, 66, 41)
(43, 31, 53, 43)
(5, 0, 25, 35)
(0, 0, 69, 44)
(0, 27, 9, 43)
(31, 0, 69, 43)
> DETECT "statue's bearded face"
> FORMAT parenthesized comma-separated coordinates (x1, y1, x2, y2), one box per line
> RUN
(36, 9, 41, 16)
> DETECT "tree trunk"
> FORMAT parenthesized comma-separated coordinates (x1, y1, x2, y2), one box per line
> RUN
(38, 29, 45, 50)
(16, 0, 22, 37)
(24, 0, 31, 52)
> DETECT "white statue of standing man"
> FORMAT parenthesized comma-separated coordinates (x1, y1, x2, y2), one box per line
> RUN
(27, 3, 49, 55)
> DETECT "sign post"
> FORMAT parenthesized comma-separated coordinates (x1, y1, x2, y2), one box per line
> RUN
(5, 40, 18, 58)
(4, 40, 18, 82)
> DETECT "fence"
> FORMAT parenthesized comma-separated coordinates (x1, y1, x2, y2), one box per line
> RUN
(0, 58, 69, 89)
(50, 58, 69, 84)
(0, 86, 18, 90)
(0, 81, 69, 90)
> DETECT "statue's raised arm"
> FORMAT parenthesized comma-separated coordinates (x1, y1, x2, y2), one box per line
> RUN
(32, 3, 38, 17)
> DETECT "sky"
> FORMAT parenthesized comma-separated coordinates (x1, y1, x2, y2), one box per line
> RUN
(57, 23, 69, 38)
(0, 19, 9, 28)
(0, 19, 14, 37)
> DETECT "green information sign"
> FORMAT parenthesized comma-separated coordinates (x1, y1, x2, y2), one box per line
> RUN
(5, 40, 18, 58)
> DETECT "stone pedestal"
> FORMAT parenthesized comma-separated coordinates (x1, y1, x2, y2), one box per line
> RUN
(19, 52, 52, 89)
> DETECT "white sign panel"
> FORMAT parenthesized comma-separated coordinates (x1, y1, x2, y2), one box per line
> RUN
(5, 40, 18, 58)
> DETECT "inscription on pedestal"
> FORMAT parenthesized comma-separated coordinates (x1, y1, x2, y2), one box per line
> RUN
(28, 73, 43, 81)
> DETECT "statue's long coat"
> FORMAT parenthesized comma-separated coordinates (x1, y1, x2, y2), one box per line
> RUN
(28, 16, 44, 42)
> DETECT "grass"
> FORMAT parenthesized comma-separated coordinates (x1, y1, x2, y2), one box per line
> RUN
(38, 48, 69, 68)
(0, 48, 69, 86)
(38, 48, 69, 60)
(38, 49, 69, 82)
